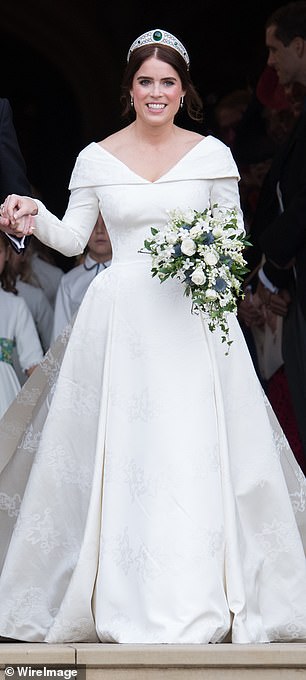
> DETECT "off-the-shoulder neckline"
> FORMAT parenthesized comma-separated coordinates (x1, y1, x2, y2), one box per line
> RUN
(92, 136, 212, 184)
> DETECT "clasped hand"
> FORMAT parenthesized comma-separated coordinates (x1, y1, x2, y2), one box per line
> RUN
(0, 194, 38, 236)
(256, 280, 291, 317)
(238, 281, 291, 334)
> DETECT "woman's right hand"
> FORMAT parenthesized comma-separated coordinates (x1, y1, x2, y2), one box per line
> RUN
(0, 194, 38, 236)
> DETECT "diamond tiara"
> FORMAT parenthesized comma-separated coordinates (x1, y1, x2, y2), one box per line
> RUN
(127, 29, 190, 68)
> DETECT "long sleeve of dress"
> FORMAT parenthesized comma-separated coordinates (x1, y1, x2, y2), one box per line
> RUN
(34, 186, 100, 257)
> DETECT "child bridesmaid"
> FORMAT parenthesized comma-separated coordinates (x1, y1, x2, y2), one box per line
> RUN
(0, 233, 43, 419)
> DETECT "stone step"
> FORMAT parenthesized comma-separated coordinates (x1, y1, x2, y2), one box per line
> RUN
(0, 643, 306, 679)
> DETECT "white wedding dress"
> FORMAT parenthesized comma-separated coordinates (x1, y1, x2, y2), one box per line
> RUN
(0, 136, 305, 644)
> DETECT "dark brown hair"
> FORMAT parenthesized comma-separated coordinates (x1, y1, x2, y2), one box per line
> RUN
(0, 234, 17, 294)
(266, 1, 306, 45)
(121, 44, 203, 122)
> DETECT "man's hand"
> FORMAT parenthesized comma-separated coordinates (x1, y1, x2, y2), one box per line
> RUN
(0, 213, 10, 230)
(0, 213, 35, 236)
(256, 280, 291, 317)
(238, 289, 265, 328)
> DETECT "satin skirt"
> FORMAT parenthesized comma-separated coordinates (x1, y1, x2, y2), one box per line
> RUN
(0, 263, 305, 643)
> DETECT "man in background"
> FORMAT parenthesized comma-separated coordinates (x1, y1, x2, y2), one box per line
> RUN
(251, 1, 306, 465)
(0, 98, 32, 247)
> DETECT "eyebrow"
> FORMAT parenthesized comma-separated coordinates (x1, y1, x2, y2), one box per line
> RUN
(136, 75, 177, 81)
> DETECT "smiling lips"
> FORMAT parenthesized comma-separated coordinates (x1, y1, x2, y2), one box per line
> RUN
(147, 103, 166, 110)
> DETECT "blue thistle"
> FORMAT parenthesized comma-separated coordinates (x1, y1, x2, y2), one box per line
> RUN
(172, 244, 182, 258)
(214, 277, 227, 292)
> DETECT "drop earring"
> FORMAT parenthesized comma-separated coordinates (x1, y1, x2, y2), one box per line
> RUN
(130, 95, 134, 108)
(180, 96, 184, 109)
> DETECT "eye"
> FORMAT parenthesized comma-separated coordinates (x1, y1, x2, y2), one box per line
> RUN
(163, 80, 176, 87)
(138, 79, 151, 86)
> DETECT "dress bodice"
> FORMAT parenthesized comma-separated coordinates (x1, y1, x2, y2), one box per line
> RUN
(34, 136, 243, 264)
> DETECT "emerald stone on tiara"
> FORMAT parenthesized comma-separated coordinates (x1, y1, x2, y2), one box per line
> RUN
(127, 29, 190, 68)
(153, 30, 162, 41)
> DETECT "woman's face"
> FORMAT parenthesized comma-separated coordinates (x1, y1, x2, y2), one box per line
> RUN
(131, 56, 185, 125)
(0, 239, 8, 276)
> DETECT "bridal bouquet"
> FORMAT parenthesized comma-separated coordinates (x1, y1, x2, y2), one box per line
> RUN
(142, 205, 250, 351)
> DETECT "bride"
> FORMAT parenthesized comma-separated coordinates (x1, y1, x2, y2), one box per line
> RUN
(0, 28, 305, 644)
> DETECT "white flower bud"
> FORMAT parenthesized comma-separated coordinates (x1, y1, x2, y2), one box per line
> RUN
(212, 226, 223, 238)
(189, 226, 201, 237)
(205, 289, 218, 300)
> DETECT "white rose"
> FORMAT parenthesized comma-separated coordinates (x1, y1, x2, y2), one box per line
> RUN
(181, 238, 197, 256)
(191, 268, 206, 285)
(166, 232, 177, 245)
(203, 250, 219, 266)
(205, 289, 218, 300)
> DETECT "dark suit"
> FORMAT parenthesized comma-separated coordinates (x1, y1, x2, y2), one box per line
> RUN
(251, 107, 306, 461)
(0, 97, 31, 251)
(0, 98, 31, 201)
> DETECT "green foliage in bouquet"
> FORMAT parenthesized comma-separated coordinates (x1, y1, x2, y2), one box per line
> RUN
(142, 205, 251, 351)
